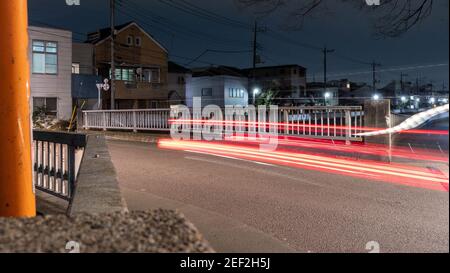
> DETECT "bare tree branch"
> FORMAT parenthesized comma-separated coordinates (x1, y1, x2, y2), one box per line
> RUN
(234, 0, 434, 37)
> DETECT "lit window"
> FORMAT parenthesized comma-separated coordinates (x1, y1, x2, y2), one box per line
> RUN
(72, 63, 80, 74)
(110, 68, 135, 81)
(32, 40, 58, 74)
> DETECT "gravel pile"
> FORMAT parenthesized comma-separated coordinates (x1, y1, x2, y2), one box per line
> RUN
(0, 209, 214, 253)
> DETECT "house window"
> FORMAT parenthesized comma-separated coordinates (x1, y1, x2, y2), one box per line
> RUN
(32, 40, 58, 74)
(127, 35, 134, 46)
(202, 88, 213, 97)
(110, 68, 135, 81)
(229, 88, 245, 98)
(143, 68, 161, 83)
(135, 37, 142, 47)
(72, 63, 80, 74)
(33, 97, 57, 116)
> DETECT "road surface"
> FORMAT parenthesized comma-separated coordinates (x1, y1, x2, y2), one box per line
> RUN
(108, 139, 449, 253)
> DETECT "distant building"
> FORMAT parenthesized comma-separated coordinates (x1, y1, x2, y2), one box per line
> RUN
(186, 66, 249, 108)
(28, 26, 73, 120)
(168, 62, 192, 105)
(72, 42, 102, 110)
(305, 82, 339, 106)
(86, 21, 169, 109)
(244, 65, 307, 105)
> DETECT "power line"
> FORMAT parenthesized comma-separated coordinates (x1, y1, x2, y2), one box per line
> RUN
(117, 0, 248, 46)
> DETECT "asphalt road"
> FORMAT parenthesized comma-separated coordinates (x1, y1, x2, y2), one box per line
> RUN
(108, 139, 449, 253)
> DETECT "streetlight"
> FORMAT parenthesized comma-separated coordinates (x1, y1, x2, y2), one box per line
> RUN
(324, 92, 331, 106)
(401, 96, 407, 102)
(372, 94, 380, 101)
(253, 87, 260, 105)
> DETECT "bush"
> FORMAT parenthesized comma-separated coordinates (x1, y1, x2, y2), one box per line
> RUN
(32, 106, 70, 131)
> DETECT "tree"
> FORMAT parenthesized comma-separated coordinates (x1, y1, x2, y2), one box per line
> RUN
(234, 0, 434, 38)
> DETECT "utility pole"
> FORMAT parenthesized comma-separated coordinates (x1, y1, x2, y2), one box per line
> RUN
(0, 0, 36, 217)
(400, 73, 408, 91)
(252, 21, 258, 71)
(110, 0, 116, 109)
(251, 21, 266, 104)
(371, 61, 381, 92)
(322, 47, 335, 92)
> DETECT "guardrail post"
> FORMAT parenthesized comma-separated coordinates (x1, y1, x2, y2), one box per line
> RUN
(284, 110, 289, 134)
(132, 111, 137, 133)
(0, 0, 36, 217)
(102, 112, 107, 131)
(83, 111, 87, 130)
(345, 110, 352, 145)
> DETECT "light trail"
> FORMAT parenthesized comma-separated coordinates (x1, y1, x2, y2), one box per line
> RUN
(158, 139, 449, 192)
(169, 119, 449, 136)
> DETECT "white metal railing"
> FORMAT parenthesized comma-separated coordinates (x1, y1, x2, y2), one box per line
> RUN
(82, 109, 171, 132)
(82, 106, 363, 141)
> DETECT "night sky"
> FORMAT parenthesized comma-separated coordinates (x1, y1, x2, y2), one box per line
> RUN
(28, 0, 449, 88)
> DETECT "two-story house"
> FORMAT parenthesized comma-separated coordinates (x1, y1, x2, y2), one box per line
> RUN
(187, 66, 249, 108)
(86, 22, 169, 109)
(28, 26, 73, 120)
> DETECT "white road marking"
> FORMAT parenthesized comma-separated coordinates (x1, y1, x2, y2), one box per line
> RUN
(184, 150, 276, 166)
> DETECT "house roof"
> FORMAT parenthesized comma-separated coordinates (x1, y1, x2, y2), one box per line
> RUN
(86, 21, 168, 53)
(168, 61, 191, 73)
(191, 66, 246, 77)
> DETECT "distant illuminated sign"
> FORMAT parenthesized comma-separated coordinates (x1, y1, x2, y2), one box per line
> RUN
(66, 0, 80, 6)
(365, 0, 380, 6)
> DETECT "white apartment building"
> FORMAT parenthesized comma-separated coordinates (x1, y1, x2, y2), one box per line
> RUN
(28, 26, 72, 120)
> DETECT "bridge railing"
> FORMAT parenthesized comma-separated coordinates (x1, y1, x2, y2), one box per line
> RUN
(33, 130, 87, 202)
(82, 106, 363, 142)
(82, 109, 171, 132)
(277, 106, 363, 141)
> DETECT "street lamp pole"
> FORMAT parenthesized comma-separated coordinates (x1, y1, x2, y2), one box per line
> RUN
(253, 88, 260, 105)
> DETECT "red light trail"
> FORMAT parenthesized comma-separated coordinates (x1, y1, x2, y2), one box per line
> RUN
(168, 119, 449, 136)
(158, 139, 449, 192)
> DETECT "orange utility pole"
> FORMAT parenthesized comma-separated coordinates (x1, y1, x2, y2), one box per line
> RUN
(0, 0, 36, 217)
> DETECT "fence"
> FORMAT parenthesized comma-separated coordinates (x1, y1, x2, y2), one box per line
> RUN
(33, 130, 87, 202)
(82, 109, 171, 132)
(82, 106, 363, 142)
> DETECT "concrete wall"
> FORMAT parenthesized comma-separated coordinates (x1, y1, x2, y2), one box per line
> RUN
(364, 99, 391, 145)
(70, 134, 126, 216)
(28, 26, 72, 120)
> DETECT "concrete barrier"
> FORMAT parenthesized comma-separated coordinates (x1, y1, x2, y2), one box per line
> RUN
(69, 134, 127, 216)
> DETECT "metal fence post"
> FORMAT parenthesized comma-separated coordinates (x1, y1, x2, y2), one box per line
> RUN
(83, 112, 88, 130)
(345, 110, 352, 145)
(133, 111, 137, 133)
(102, 112, 107, 131)
(284, 110, 289, 134)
